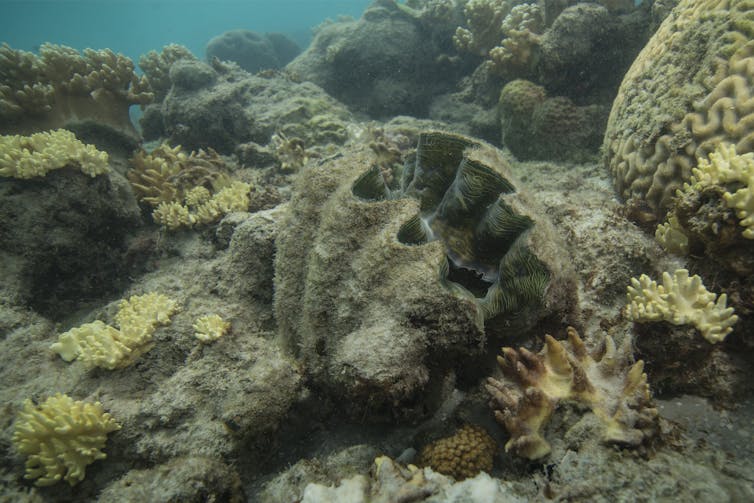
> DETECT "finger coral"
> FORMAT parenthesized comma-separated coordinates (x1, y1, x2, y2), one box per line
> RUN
(12, 393, 120, 486)
(625, 269, 738, 344)
(486, 327, 658, 460)
(50, 292, 180, 369)
(0, 129, 109, 179)
(418, 425, 497, 480)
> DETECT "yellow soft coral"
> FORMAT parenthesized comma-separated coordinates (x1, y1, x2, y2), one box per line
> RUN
(51, 292, 180, 369)
(626, 269, 738, 343)
(0, 129, 109, 179)
(12, 393, 120, 486)
(193, 314, 231, 343)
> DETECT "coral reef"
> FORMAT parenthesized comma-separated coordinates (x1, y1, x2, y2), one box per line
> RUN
(286, 0, 464, 117)
(498, 79, 606, 161)
(12, 393, 120, 486)
(603, 0, 754, 217)
(0, 129, 109, 179)
(50, 292, 180, 369)
(625, 269, 738, 344)
(486, 327, 658, 460)
(275, 131, 575, 415)
(418, 424, 496, 480)
(138, 44, 197, 101)
(0, 43, 152, 144)
(193, 314, 231, 343)
(205, 29, 300, 73)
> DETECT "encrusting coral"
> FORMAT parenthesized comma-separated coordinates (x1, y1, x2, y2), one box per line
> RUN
(0, 129, 109, 179)
(603, 0, 754, 216)
(486, 327, 658, 460)
(12, 393, 120, 486)
(0, 43, 152, 139)
(418, 425, 497, 480)
(128, 143, 252, 229)
(625, 269, 738, 344)
(50, 292, 180, 369)
(193, 314, 231, 343)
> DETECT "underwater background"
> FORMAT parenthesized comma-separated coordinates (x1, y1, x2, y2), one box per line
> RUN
(1, 0, 754, 501)
(0, 0, 373, 60)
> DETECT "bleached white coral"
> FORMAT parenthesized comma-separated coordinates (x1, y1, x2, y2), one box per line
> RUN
(51, 292, 180, 369)
(12, 393, 120, 486)
(193, 314, 231, 343)
(625, 269, 738, 343)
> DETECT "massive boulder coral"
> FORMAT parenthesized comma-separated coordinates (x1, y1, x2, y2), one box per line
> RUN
(274, 131, 575, 416)
(286, 0, 464, 117)
(0, 43, 152, 144)
(205, 29, 300, 74)
(486, 327, 658, 460)
(603, 0, 754, 217)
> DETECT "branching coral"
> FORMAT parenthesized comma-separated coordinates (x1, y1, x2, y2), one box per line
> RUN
(486, 327, 658, 460)
(625, 269, 738, 344)
(12, 393, 120, 486)
(418, 425, 496, 480)
(138, 44, 196, 101)
(193, 314, 231, 343)
(0, 43, 152, 138)
(0, 129, 109, 179)
(50, 292, 180, 369)
(128, 143, 251, 229)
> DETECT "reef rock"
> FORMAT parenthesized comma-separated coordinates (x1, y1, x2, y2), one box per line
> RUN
(274, 131, 576, 418)
(205, 29, 300, 74)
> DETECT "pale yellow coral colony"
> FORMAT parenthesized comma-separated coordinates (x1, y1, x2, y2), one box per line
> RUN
(50, 292, 180, 369)
(12, 393, 121, 486)
(625, 269, 738, 343)
(193, 314, 231, 343)
(0, 129, 109, 179)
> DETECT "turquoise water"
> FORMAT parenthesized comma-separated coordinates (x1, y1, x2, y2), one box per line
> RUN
(0, 0, 372, 61)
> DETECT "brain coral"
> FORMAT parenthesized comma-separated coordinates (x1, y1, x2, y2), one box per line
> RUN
(274, 131, 575, 416)
(603, 0, 754, 216)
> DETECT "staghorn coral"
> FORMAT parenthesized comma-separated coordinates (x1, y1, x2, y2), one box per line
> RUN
(603, 0, 754, 217)
(418, 425, 497, 480)
(275, 131, 575, 416)
(486, 327, 658, 460)
(0, 129, 109, 179)
(625, 269, 738, 344)
(0, 43, 152, 140)
(50, 292, 180, 369)
(12, 393, 120, 486)
(193, 314, 231, 343)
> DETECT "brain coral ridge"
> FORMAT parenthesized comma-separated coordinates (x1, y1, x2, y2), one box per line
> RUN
(274, 131, 575, 414)
(486, 327, 658, 460)
(603, 0, 754, 217)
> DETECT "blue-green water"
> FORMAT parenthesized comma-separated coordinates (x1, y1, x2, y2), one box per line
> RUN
(0, 0, 372, 62)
